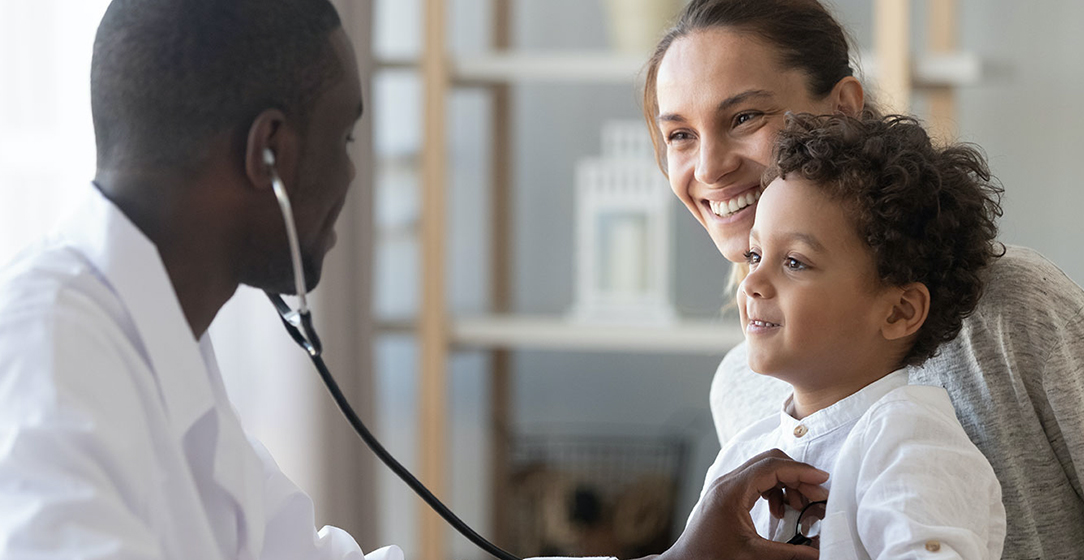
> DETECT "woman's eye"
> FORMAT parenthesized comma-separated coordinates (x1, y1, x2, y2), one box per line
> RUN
(743, 250, 761, 266)
(667, 130, 692, 144)
(734, 112, 760, 127)
(785, 257, 807, 271)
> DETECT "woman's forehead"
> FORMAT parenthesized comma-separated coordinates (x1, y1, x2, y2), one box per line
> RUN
(656, 28, 812, 112)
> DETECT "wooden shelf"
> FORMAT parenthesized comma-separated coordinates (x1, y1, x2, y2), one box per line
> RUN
(377, 52, 648, 83)
(377, 50, 982, 87)
(379, 315, 744, 355)
(453, 52, 649, 84)
(857, 50, 982, 88)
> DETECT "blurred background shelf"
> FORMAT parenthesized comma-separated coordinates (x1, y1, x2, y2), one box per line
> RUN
(378, 316, 743, 355)
(376, 50, 982, 86)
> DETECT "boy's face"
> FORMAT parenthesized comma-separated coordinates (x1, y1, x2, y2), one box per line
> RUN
(737, 177, 897, 389)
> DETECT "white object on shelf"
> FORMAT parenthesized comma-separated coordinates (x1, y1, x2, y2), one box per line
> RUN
(570, 121, 676, 325)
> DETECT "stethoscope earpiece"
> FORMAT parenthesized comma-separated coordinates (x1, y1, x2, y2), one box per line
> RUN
(264, 146, 313, 326)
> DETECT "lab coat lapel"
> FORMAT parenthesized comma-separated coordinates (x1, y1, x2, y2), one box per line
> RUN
(202, 338, 267, 559)
(62, 186, 216, 437)
(62, 186, 266, 558)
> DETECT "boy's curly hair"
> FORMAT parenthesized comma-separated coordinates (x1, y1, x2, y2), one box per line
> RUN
(765, 113, 1004, 367)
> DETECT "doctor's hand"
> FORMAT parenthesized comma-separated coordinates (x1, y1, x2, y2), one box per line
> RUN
(658, 449, 829, 560)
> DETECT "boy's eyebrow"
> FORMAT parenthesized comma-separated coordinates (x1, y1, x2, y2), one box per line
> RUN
(656, 89, 774, 123)
(782, 231, 826, 253)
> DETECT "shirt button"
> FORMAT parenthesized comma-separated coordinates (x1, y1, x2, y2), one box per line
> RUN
(793, 425, 808, 438)
(925, 540, 941, 552)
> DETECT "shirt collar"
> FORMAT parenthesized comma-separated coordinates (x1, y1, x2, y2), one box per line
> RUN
(58, 184, 216, 437)
(777, 369, 910, 441)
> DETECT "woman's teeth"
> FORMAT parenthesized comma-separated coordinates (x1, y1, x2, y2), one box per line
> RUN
(710, 189, 762, 217)
(749, 320, 780, 328)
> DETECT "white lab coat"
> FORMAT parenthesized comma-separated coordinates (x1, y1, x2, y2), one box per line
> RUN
(0, 185, 402, 560)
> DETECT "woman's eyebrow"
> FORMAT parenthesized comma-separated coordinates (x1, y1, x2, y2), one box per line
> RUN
(717, 89, 774, 113)
(656, 89, 775, 123)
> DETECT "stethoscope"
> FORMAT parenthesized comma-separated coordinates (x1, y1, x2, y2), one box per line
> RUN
(261, 149, 521, 560)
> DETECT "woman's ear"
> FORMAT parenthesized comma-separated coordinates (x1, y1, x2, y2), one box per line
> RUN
(830, 76, 865, 117)
(881, 282, 930, 341)
(244, 109, 299, 192)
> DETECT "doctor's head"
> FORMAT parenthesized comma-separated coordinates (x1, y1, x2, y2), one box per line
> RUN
(91, 0, 363, 295)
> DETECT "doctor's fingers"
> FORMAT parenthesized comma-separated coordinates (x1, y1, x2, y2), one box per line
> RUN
(740, 536, 820, 560)
(732, 449, 829, 512)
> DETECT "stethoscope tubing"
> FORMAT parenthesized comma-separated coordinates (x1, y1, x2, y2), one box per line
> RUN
(263, 152, 519, 560)
(268, 296, 521, 560)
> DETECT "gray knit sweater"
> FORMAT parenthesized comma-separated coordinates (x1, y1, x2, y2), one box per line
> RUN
(708, 245, 1084, 559)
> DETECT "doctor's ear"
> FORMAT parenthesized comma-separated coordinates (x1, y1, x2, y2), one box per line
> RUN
(881, 282, 930, 341)
(244, 108, 298, 191)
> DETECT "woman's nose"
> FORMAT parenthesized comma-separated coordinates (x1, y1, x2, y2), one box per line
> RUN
(694, 136, 740, 186)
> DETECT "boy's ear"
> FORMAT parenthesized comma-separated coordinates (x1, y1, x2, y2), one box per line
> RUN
(881, 282, 930, 341)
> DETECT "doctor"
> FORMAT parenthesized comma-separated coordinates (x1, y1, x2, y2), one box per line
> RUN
(0, 0, 828, 559)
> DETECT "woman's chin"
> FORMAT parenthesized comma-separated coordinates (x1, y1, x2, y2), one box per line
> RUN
(713, 236, 752, 263)
(706, 210, 756, 262)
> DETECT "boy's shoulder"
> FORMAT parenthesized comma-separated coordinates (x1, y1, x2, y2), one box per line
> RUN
(850, 384, 974, 451)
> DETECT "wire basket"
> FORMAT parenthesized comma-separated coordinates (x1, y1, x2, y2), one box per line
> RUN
(506, 434, 688, 558)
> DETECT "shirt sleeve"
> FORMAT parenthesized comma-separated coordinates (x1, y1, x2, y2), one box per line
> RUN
(247, 436, 402, 560)
(1040, 305, 1084, 499)
(0, 304, 168, 559)
(846, 388, 1006, 560)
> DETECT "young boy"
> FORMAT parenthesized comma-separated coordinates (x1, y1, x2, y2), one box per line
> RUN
(694, 113, 1007, 558)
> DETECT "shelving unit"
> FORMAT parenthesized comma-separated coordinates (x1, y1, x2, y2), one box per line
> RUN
(379, 316, 744, 355)
(393, 1, 977, 558)
(378, 50, 981, 87)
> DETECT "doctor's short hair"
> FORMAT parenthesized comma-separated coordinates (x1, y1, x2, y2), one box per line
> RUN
(91, 0, 342, 170)
(764, 113, 1005, 367)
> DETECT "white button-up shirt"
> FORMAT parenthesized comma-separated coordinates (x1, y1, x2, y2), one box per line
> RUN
(0, 185, 401, 560)
(693, 370, 1006, 559)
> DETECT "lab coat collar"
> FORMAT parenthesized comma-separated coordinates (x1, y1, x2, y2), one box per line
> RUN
(59, 184, 216, 438)
(778, 368, 909, 441)
(59, 185, 266, 557)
